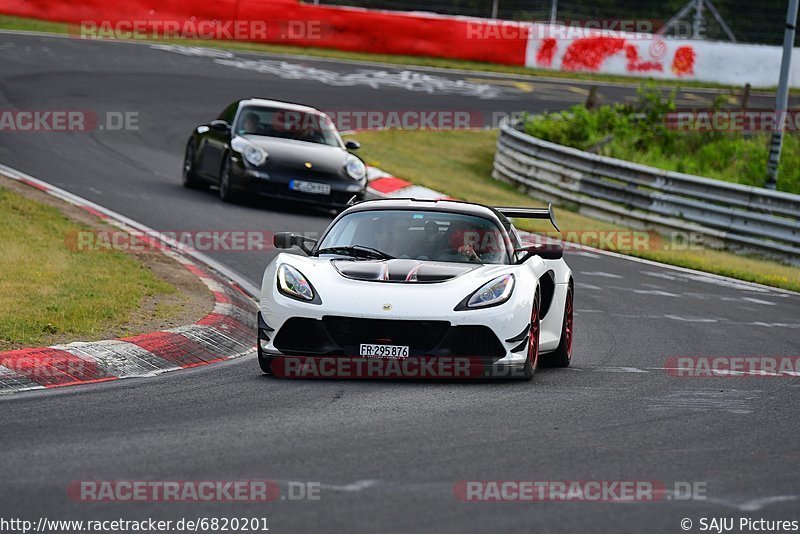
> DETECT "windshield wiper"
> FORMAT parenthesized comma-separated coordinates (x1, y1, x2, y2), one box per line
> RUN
(317, 245, 394, 260)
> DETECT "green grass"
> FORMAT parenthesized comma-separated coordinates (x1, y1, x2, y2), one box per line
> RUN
(621, 134, 800, 194)
(523, 86, 800, 194)
(0, 14, 777, 92)
(0, 186, 175, 348)
(0, 14, 67, 33)
(353, 128, 800, 292)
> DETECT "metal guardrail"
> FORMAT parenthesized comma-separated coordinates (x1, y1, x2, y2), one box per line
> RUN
(492, 117, 800, 262)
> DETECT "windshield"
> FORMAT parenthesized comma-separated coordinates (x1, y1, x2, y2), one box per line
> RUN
(234, 106, 342, 147)
(318, 210, 510, 264)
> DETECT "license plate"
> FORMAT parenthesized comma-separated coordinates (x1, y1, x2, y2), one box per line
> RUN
(359, 344, 410, 359)
(290, 180, 331, 195)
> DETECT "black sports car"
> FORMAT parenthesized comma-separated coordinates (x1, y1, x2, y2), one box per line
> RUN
(182, 98, 367, 208)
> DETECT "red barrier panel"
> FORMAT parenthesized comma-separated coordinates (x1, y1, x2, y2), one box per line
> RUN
(1, 0, 236, 24)
(239, 1, 528, 65)
(1, 0, 528, 66)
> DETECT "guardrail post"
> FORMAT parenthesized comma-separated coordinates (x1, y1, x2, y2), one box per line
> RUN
(765, 0, 799, 190)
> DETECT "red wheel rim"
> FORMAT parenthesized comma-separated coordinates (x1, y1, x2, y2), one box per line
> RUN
(565, 290, 573, 357)
(528, 292, 540, 370)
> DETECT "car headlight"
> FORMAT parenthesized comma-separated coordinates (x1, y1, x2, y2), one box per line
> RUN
(344, 154, 366, 180)
(231, 137, 268, 166)
(461, 274, 515, 309)
(277, 264, 315, 302)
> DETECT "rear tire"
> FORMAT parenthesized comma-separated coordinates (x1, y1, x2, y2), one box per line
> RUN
(543, 285, 573, 368)
(522, 289, 541, 381)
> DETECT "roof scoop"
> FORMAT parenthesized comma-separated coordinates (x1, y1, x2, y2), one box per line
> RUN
(332, 259, 478, 283)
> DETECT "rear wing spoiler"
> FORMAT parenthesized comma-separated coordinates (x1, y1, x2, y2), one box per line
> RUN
(495, 203, 560, 232)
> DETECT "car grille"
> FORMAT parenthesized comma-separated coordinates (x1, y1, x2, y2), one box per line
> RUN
(322, 316, 450, 352)
(437, 326, 507, 359)
(273, 318, 340, 355)
(273, 316, 507, 361)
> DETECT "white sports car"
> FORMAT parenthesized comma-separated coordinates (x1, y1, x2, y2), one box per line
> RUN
(257, 198, 573, 380)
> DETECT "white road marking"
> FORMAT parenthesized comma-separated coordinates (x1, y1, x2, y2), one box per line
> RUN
(642, 271, 679, 281)
(320, 480, 382, 492)
(579, 271, 623, 278)
(707, 495, 800, 512)
(570, 366, 800, 377)
(576, 283, 603, 290)
(150, 44, 235, 58)
(748, 321, 800, 328)
(646, 389, 758, 414)
(601, 367, 650, 373)
(681, 292, 711, 300)
(214, 57, 505, 99)
(664, 315, 719, 323)
(665, 271, 773, 293)
(633, 289, 680, 297)
(741, 297, 778, 306)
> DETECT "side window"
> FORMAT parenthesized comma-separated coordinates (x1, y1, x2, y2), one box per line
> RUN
(501, 221, 524, 263)
(216, 102, 239, 124)
(509, 226, 523, 249)
(498, 216, 522, 249)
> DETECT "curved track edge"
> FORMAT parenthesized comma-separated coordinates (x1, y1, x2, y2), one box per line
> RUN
(0, 163, 258, 394)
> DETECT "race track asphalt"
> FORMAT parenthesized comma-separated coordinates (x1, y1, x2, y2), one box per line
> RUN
(1, 31, 799, 534)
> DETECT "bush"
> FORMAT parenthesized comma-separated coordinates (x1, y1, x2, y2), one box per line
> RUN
(523, 84, 800, 194)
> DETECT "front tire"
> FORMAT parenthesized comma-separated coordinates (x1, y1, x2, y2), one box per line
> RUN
(182, 140, 201, 189)
(218, 156, 238, 203)
(522, 289, 541, 380)
(257, 343, 275, 375)
(543, 284, 573, 368)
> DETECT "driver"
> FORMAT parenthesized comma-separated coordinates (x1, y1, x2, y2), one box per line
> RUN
(240, 112, 259, 135)
(438, 221, 482, 262)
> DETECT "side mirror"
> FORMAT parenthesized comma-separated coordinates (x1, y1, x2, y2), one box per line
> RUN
(344, 139, 361, 150)
(209, 120, 231, 133)
(273, 232, 295, 250)
(515, 242, 563, 263)
(273, 232, 317, 254)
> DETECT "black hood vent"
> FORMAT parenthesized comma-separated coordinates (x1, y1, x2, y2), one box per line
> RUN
(332, 259, 478, 283)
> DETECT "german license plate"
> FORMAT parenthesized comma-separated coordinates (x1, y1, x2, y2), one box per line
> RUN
(359, 344, 410, 359)
(290, 180, 331, 195)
